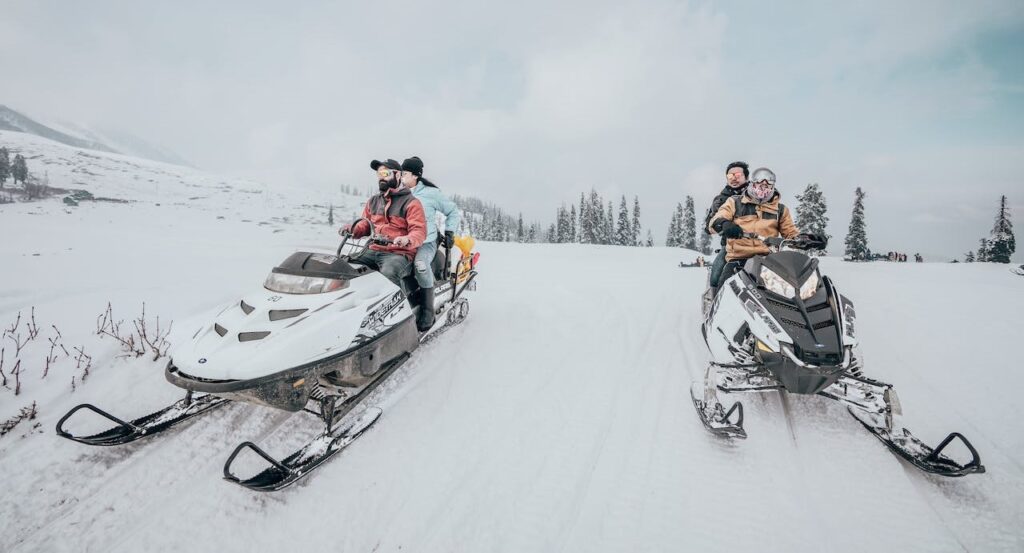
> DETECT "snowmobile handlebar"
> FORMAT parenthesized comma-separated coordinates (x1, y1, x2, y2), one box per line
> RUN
(742, 233, 828, 252)
(339, 218, 395, 257)
(337, 217, 393, 257)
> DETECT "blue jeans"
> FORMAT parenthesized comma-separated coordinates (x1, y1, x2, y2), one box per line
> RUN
(710, 248, 728, 287)
(414, 240, 438, 289)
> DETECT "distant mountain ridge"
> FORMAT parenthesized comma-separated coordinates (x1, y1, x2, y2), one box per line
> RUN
(0, 104, 191, 167)
(0, 104, 118, 154)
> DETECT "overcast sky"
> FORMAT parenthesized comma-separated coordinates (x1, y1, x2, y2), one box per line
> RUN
(3, 0, 1022, 259)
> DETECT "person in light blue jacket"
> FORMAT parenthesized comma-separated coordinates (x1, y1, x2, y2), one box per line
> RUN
(400, 156, 462, 331)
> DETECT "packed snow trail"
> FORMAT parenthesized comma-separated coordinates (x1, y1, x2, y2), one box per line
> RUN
(0, 201, 1022, 552)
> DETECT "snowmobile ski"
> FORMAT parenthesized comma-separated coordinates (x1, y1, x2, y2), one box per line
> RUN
(690, 382, 746, 439)
(56, 392, 229, 446)
(848, 407, 985, 477)
(223, 407, 382, 492)
(223, 351, 411, 491)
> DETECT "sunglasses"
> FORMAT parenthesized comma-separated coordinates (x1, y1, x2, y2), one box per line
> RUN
(377, 168, 395, 178)
(754, 179, 774, 187)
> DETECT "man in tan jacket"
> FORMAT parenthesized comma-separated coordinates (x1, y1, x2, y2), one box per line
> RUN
(707, 167, 800, 284)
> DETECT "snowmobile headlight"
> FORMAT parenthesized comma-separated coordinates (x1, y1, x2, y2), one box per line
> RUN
(759, 266, 795, 298)
(263, 273, 349, 294)
(798, 271, 820, 300)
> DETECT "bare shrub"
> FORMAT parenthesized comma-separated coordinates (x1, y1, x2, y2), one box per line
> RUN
(96, 302, 172, 360)
(0, 401, 39, 438)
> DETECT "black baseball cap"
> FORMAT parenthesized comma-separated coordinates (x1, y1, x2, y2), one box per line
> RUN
(370, 159, 401, 171)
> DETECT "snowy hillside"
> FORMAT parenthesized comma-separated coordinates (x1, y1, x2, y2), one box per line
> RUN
(1, 183, 1022, 552)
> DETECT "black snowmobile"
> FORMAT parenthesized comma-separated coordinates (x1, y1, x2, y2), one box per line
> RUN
(692, 234, 984, 477)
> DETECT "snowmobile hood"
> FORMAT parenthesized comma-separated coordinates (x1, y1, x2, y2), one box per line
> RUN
(169, 269, 409, 382)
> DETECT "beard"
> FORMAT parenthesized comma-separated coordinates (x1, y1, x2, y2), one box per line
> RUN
(378, 176, 398, 192)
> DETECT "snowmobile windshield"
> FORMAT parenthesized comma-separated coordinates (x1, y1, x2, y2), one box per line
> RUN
(758, 252, 819, 299)
(263, 252, 364, 294)
(264, 273, 348, 294)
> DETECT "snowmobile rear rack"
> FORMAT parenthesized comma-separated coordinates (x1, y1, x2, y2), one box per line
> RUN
(56, 392, 229, 446)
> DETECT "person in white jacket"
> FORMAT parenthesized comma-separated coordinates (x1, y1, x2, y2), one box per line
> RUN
(400, 156, 462, 331)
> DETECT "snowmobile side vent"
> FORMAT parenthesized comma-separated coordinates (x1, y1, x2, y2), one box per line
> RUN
(238, 331, 271, 342)
(240, 300, 255, 315)
(269, 308, 307, 322)
(214, 323, 228, 337)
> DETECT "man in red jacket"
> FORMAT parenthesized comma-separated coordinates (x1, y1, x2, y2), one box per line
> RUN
(342, 159, 427, 298)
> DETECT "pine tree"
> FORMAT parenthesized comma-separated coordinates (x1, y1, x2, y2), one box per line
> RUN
(682, 196, 697, 250)
(588, 190, 603, 244)
(631, 196, 641, 246)
(666, 208, 680, 247)
(605, 201, 614, 245)
(569, 204, 578, 243)
(673, 202, 686, 247)
(578, 193, 590, 244)
(985, 195, 1015, 263)
(795, 183, 830, 254)
(699, 227, 712, 255)
(0, 147, 10, 189)
(555, 206, 567, 243)
(964, 251, 975, 263)
(844, 187, 869, 261)
(646, 229, 654, 247)
(516, 213, 525, 243)
(546, 223, 557, 243)
(328, 204, 334, 225)
(12, 154, 28, 185)
(977, 238, 990, 262)
(616, 196, 632, 246)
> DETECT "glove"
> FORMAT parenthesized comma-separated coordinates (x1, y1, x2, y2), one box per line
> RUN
(444, 231, 455, 248)
(721, 220, 744, 239)
(339, 224, 352, 236)
(800, 233, 828, 247)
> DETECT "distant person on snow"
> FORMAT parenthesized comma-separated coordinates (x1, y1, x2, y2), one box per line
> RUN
(341, 159, 427, 298)
(705, 161, 750, 288)
(708, 167, 810, 281)
(400, 156, 461, 331)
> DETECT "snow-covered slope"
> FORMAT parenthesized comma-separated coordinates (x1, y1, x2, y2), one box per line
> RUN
(0, 190, 1021, 552)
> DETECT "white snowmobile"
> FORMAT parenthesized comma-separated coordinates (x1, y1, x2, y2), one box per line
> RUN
(692, 234, 984, 477)
(57, 219, 480, 491)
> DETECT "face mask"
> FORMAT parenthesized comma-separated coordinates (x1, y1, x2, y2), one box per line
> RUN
(748, 181, 774, 202)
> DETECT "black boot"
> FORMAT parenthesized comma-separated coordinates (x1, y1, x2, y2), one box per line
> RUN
(416, 287, 435, 332)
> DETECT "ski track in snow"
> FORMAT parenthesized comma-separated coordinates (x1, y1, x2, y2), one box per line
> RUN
(0, 188, 1022, 552)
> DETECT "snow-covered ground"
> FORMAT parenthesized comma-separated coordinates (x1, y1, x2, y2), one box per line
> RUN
(1, 137, 1022, 552)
